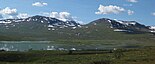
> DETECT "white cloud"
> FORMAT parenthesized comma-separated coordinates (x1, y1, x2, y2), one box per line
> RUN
(42, 11, 83, 24)
(50, 12, 59, 19)
(17, 13, 30, 18)
(0, 7, 31, 19)
(75, 20, 85, 25)
(152, 12, 155, 16)
(127, 0, 138, 3)
(32, 2, 48, 7)
(0, 7, 18, 19)
(128, 10, 134, 15)
(95, 5, 125, 15)
(50, 12, 73, 21)
(0, 7, 17, 15)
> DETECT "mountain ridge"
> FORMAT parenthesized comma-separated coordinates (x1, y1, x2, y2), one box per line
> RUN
(0, 15, 155, 41)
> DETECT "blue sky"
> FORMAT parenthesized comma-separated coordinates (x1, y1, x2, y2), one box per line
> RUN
(0, 0, 155, 25)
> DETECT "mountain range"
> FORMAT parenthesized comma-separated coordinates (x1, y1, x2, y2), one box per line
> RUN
(0, 15, 155, 41)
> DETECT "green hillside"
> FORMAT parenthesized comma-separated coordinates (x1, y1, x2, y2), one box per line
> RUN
(0, 18, 155, 46)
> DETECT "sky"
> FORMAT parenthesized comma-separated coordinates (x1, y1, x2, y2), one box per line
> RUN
(0, 0, 155, 25)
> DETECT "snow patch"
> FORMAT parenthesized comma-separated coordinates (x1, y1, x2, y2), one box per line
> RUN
(0, 21, 12, 24)
(43, 18, 48, 21)
(108, 20, 113, 28)
(48, 28, 51, 31)
(52, 28, 55, 31)
(94, 23, 97, 25)
(149, 26, 155, 30)
(41, 21, 44, 23)
(70, 48, 76, 50)
(129, 22, 136, 25)
(72, 27, 76, 29)
(48, 25, 54, 28)
(150, 30, 155, 33)
(114, 29, 128, 32)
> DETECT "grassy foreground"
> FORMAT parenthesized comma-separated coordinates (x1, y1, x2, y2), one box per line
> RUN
(0, 46, 155, 64)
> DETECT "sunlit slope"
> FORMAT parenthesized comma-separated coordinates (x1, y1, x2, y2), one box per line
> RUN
(0, 17, 154, 45)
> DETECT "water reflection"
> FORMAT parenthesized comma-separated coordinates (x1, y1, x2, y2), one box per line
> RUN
(0, 41, 139, 51)
(0, 41, 72, 51)
(47, 46, 56, 50)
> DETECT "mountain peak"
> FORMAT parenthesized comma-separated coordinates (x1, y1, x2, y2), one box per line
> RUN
(89, 18, 151, 33)
(0, 15, 81, 31)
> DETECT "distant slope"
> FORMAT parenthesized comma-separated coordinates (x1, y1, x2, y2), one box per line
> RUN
(0, 16, 155, 43)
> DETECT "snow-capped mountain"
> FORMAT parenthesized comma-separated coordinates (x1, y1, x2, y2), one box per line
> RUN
(0, 15, 81, 30)
(0, 17, 154, 40)
(0, 16, 154, 33)
(149, 26, 155, 30)
(91, 18, 150, 33)
(25, 15, 80, 27)
(148, 26, 155, 33)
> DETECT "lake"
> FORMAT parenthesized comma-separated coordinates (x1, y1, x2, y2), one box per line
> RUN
(0, 41, 140, 51)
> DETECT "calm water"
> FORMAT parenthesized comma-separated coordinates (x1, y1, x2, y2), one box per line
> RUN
(0, 41, 140, 51)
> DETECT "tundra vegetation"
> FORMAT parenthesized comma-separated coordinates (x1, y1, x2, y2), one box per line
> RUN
(0, 46, 155, 64)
